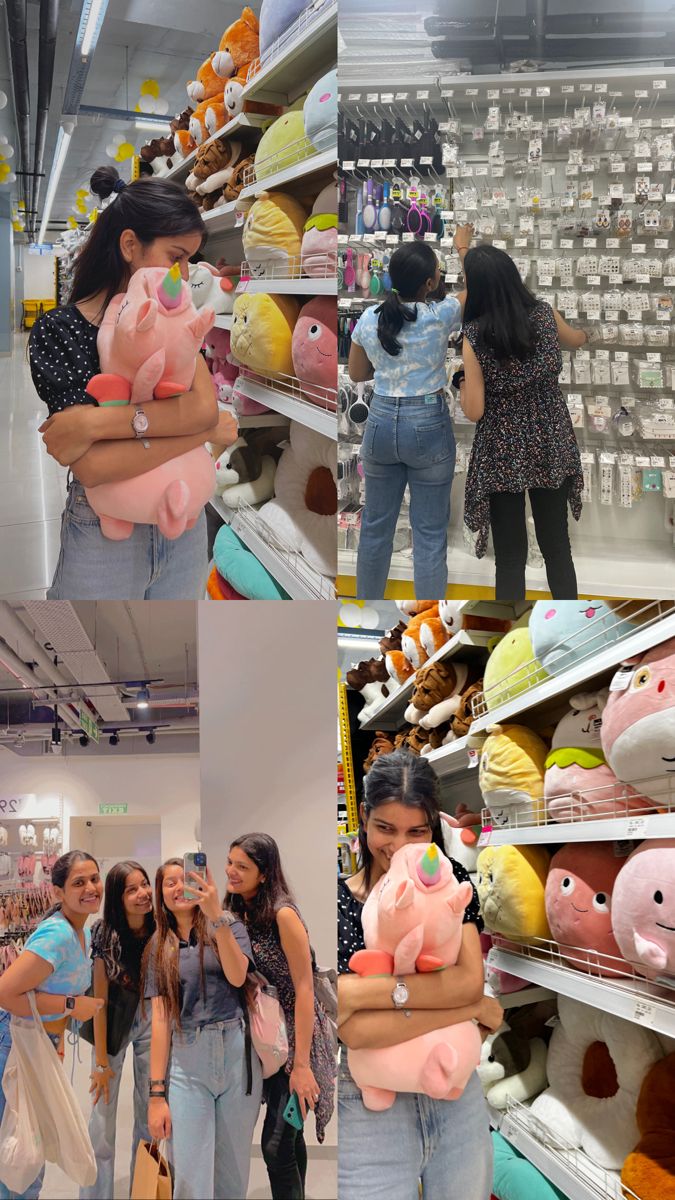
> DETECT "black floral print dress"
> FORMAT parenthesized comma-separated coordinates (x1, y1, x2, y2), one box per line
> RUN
(463, 301, 583, 558)
(247, 904, 336, 1142)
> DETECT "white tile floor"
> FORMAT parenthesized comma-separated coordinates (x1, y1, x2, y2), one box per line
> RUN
(0, 334, 67, 598)
(42, 1039, 337, 1199)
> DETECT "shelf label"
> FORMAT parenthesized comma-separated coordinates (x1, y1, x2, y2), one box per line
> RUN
(633, 999, 657, 1026)
(626, 816, 648, 838)
(610, 664, 634, 692)
(477, 826, 492, 846)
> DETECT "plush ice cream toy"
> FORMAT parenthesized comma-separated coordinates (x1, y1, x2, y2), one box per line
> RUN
(530, 600, 636, 676)
(483, 627, 547, 711)
(601, 636, 675, 803)
(477, 844, 551, 942)
(83, 264, 215, 540)
(291, 296, 337, 404)
(545, 843, 627, 976)
(242, 191, 308, 280)
(479, 723, 548, 828)
(545, 690, 646, 821)
(301, 177, 337, 277)
(231, 292, 300, 378)
(348, 843, 482, 1108)
(611, 838, 675, 979)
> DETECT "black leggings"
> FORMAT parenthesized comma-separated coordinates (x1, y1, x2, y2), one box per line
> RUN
(261, 1067, 308, 1199)
(489, 484, 578, 602)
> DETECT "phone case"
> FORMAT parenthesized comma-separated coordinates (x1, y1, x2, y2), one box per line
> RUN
(283, 1092, 304, 1131)
(183, 853, 207, 898)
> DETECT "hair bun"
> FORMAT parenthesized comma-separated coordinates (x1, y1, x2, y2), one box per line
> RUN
(89, 165, 121, 201)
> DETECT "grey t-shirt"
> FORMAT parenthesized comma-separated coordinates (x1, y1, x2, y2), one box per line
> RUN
(145, 922, 254, 1029)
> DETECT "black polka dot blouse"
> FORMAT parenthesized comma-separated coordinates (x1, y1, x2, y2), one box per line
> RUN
(338, 858, 483, 976)
(28, 306, 100, 416)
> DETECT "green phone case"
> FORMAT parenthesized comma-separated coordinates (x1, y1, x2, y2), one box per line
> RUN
(282, 1091, 304, 1131)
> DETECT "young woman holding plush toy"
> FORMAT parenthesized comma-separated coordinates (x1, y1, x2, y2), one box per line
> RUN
(28, 165, 237, 599)
(338, 750, 504, 1200)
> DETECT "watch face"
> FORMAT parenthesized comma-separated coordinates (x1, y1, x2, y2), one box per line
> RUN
(393, 982, 409, 1005)
(133, 410, 149, 434)
(66, 996, 75, 1010)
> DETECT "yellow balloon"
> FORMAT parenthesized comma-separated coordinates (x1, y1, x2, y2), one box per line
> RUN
(68, 216, 77, 228)
(134, 102, 142, 112)
(89, 208, 99, 222)
(140, 79, 160, 98)
(115, 142, 135, 162)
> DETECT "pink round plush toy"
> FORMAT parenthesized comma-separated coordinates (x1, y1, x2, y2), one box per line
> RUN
(291, 295, 337, 408)
(611, 839, 675, 980)
(601, 636, 675, 802)
(545, 843, 627, 976)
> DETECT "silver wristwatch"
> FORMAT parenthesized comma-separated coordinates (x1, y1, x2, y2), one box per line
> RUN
(391, 979, 410, 1010)
(209, 911, 236, 932)
(131, 406, 150, 449)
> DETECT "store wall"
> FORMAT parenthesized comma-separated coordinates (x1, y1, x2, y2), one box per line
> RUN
(0, 747, 199, 861)
(0, 194, 12, 354)
(198, 602, 337, 968)
(22, 249, 55, 300)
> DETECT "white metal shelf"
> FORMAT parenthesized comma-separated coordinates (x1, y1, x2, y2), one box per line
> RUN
(243, 0, 337, 106)
(424, 734, 471, 777)
(165, 113, 269, 183)
(236, 412, 290, 429)
(498, 1103, 630, 1200)
(488, 943, 675, 1038)
(235, 375, 337, 440)
(209, 496, 334, 600)
(239, 148, 335, 200)
(201, 201, 246, 235)
(360, 625, 494, 731)
(236, 277, 337, 295)
(213, 314, 232, 329)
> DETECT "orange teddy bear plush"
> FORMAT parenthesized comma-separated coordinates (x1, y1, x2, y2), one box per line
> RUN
(187, 55, 223, 105)
(383, 604, 439, 685)
(212, 7, 260, 81)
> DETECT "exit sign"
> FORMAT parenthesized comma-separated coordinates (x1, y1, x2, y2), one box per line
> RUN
(99, 804, 127, 816)
(79, 708, 99, 742)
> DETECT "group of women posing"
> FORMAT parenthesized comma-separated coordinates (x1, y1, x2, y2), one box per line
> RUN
(349, 232, 590, 602)
(0, 835, 335, 1200)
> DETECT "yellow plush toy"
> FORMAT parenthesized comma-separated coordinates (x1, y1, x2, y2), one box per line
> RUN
(483, 627, 548, 710)
(477, 844, 551, 942)
(231, 292, 299, 378)
(479, 723, 548, 827)
(242, 191, 307, 280)
(254, 109, 312, 180)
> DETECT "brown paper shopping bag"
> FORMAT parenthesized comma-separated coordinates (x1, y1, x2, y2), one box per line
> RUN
(131, 1139, 172, 1200)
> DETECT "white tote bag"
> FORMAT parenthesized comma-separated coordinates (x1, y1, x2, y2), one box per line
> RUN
(0, 991, 97, 1192)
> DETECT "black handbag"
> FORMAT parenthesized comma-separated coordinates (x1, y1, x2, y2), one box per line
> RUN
(78, 980, 141, 1059)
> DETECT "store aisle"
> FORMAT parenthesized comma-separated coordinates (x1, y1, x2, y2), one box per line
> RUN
(0, 332, 66, 598)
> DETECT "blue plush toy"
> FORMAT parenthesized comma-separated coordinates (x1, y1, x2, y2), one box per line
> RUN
(259, 0, 315, 57)
(492, 1130, 566, 1200)
(213, 524, 289, 600)
(529, 600, 636, 676)
(304, 69, 337, 154)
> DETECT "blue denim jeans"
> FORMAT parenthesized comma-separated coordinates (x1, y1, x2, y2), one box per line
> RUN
(48, 482, 208, 599)
(79, 1008, 151, 1200)
(338, 1057, 493, 1200)
(356, 392, 456, 599)
(0, 1010, 61, 1200)
(167, 1017, 262, 1200)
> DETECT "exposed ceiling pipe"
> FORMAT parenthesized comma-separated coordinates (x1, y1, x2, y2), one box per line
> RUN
(4, 0, 31, 218)
(430, 35, 675, 63)
(31, 0, 60, 240)
(0, 602, 84, 706)
(0, 639, 81, 730)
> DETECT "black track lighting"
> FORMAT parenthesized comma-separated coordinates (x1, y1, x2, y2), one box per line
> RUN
(51, 726, 61, 747)
(146, 730, 156, 745)
(79, 734, 89, 748)
(109, 732, 119, 746)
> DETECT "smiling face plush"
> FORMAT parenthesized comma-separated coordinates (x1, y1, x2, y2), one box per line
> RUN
(242, 191, 308, 279)
(477, 844, 551, 942)
(601, 637, 675, 800)
(530, 600, 636, 676)
(545, 843, 626, 975)
(231, 292, 299, 378)
(479, 723, 549, 827)
(611, 838, 675, 979)
(483, 628, 547, 710)
(255, 110, 311, 180)
(291, 296, 337, 401)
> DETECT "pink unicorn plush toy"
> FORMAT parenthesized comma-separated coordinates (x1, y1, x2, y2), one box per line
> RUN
(84, 264, 216, 540)
(348, 843, 482, 1110)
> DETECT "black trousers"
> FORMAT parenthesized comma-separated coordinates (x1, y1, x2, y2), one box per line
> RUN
(262, 1067, 308, 1200)
(489, 484, 578, 602)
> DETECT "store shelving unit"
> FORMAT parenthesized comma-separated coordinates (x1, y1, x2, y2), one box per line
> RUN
(209, 494, 334, 599)
(165, 112, 270, 183)
(236, 276, 337, 295)
(201, 202, 248, 235)
(239, 147, 335, 200)
(235, 372, 337, 439)
(243, 0, 337, 106)
(236, 412, 290, 429)
(213, 314, 233, 330)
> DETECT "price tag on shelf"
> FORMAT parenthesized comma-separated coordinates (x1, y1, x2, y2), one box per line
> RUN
(420, 156, 433, 166)
(342, 161, 355, 171)
(637, 162, 653, 172)
(540, 239, 553, 250)
(588, 275, 601, 285)
(654, 79, 667, 89)
(634, 999, 657, 1027)
(402, 232, 414, 242)
(347, 93, 361, 101)
(417, 90, 430, 100)
(646, 352, 662, 362)
(400, 158, 414, 167)
(606, 310, 619, 320)
(385, 235, 398, 244)
(595, 82, 608, 93)
(580, 82, 592, 91)
(652, 455, 667, 468)
(515, 237, 528, 247)
(666, 194, 675, 202)
(635, 89, 649, 98)
(366, 93, 378, 102)
(370, 159, 384, 168)
(383, 158, 397, 167)
(657, 311, 671, 321)
(487, 89, 500, 100)
(606, 238, 620, 247)
(395, 91, 408, 100)
(476, 827, 492, 847)
(560, 238, 573, 249)
(381, 93, 394, 104)
(440, 210, 454, 220)
(445, 273, 459, 283)
(632, 244, 647, 253)
(615, 351, 629, 361)
(373, 231, 386, 241)
(357, 159, 371, 167)
(664, 276, 675, 286)
(562, 84, 575, 93)
(465, 88, 478, 96)
(440, 89, 454, 98)
(655, 239, 670, 249)
(636, 274, 650, 283)
(536, 86, 550, 97)
(583, 237, 597, 247)
(493, 239, 507, 249)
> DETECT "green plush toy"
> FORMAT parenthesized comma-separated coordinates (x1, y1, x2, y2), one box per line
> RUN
(213, 524, 289, 600)
(492, 1131, 566, 1200)
(254, 110, 312, 180)
(483, 628, 548, 711)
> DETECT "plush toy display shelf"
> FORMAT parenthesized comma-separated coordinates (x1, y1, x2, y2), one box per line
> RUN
(209, 495, 334, 599)
(496, 1100, 638, 1200)
(237, 274, 337, 294)
(235, 370, 337, 439)
(483, 783, 675, 846)
(201, 201, 250, 235)
(488, 938, 675, 1039)
(165, 111, 270, 183)
(213, 315, 233, 329)
(242, 0, 337, 106)
(239, 146, 335, 200)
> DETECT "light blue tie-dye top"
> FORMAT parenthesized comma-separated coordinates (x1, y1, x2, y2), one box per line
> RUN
(22, 912, 92, 1022)
(351, 295, 462, 397)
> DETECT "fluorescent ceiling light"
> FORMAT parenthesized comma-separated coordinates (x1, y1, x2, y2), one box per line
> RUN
(337, 636, 383, 653)
(79, 0, 109, 59)
(134, 118, 172, 131)
(39, 124, 75, 244)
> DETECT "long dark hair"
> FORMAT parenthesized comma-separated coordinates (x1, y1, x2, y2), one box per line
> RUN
(224, 833, 295, 929)
(69, 165, 206, 318)
(376, 241, 439, 356)
(42, 850, 100, 920)
(359, 749, 444, 892)
(141, 859, 209, 1030)
(94, 861, 155, 986)
(463, 243, 539, 363)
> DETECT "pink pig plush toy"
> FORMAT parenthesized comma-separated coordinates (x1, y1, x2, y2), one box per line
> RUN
(84, 264, 216, 540)
(601, 636, 675, 803)
(348, 843, 482, 1110)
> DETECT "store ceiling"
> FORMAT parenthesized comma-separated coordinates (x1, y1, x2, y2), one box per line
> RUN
(0, 0, 247, 236)
(337, 600, 400, 679)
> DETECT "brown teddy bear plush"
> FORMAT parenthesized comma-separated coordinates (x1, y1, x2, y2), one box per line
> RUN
(346, 657, 388, 692)
(622, 1053, 675, 1200)
(406, 726, 430, 756)
(393, 726, 412, 750)
(448, 679, 484, 740)
(426, 721, 452, 751)
(379, 620, 407, 657)
(221, 154, 255, 201)
(363, 731, 396, 774)
(411, 660, 467, 716)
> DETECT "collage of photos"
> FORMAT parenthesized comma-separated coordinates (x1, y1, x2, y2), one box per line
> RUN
(0, 1, 675, 1200)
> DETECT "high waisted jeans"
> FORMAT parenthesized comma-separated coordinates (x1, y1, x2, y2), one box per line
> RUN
(167, 1016, 262, 1200)
(79, 1008, 152, 1200)
(48, 481, 208, 600)
(0, 1010, 60, 1200)
(338, 1057, 493, 1200)
(356, 392, 456, 599)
